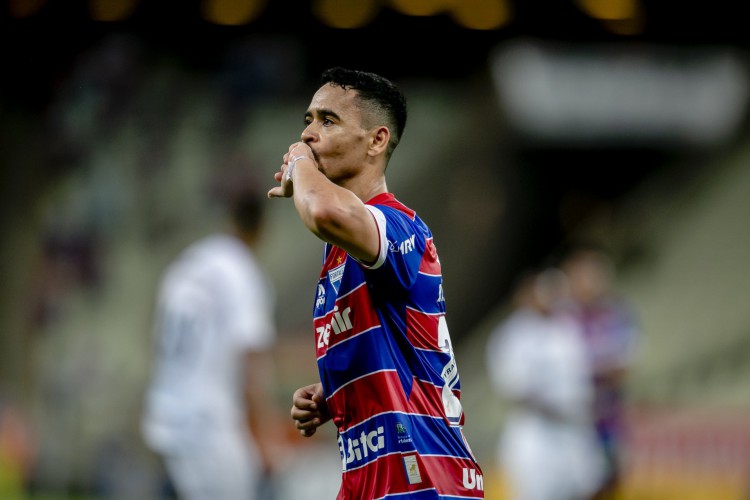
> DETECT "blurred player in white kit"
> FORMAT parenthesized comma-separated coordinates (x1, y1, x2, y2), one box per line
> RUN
(486, 268, 605, 500)
(141, 169, 285, 500)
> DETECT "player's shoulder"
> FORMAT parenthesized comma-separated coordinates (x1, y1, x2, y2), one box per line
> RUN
(367, 192, 416, 221)
(193, 234, 255, 267)
(167, 234, 252, 283)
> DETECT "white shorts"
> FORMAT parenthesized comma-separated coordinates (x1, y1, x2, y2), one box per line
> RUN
(149, 423, 261, 500)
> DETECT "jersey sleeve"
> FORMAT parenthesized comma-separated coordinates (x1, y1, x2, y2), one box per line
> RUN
(359, 204, 424, 292)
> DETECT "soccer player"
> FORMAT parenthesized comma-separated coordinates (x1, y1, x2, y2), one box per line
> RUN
(486, 268, 605, 500)
(142, 171, 285, 500)
(560, 245, 641, 499)
(268, 67, 484, 499)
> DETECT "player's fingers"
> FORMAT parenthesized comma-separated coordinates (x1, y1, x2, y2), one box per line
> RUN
(294, 415, 321, 437)
(311, 390, 326, 405)
(290, 400, 319, 422)
(290, 406, 310, 421)
(292, 404, 321, 423)
(292, 390, 318, 411)
(295, 415, 319, 428)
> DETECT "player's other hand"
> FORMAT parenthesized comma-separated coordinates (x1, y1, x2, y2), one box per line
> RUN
(291, 382, 331, 437)
(268, 142, 314, 199)
(267, 161, 294, 199)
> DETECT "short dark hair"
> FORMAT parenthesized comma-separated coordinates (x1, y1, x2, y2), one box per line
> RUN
(209, 159, 264, 236)
(320, 67, 408, 160)
(229, 186, 263, 235)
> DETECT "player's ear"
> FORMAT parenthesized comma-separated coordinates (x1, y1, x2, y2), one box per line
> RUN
(368, 126, 390, 157)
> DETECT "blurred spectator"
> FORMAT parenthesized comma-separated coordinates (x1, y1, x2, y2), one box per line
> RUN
(141, 166, 287, 500)
(559, 244, 641, 499)
(486, 268, 605, 500)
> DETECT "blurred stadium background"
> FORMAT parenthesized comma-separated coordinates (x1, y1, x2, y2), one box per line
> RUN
(2, 0, 750, 498)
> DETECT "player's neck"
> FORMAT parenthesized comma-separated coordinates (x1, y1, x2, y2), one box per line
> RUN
(342, 172, 388, 203)
(230, 226, 259, 250)
(360, 178, 388, 203)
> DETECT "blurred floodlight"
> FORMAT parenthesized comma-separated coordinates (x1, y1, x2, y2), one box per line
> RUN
(490, 39, 750, 147)
(313, 0, 379, 29)
(451, 0, 511, 30)
(89, 0, 139, 22)
(597, 16, 644, 36)
(7, 0, 46, 18)
(576, 0, 640, 20)
(202, 0, 266, 25)
(389, 0, 452, 17)
(390, 0, 510, 29)
(576, 0, 645, 35)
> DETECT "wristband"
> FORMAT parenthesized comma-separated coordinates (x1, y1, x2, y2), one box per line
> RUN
(285, 155, 307, 182)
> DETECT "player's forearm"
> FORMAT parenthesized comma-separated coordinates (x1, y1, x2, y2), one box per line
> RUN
(292, 160, 377, 262)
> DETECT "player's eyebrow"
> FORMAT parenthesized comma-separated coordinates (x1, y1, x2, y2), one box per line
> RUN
(306, 108, 341, 122)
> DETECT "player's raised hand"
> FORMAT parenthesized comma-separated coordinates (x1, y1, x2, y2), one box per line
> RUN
(268, 142, 314, 199)
(267, 160, 293, 199)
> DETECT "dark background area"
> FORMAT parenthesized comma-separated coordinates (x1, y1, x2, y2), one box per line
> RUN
(4, 0, 750, 106)
(3, 0, 750, 334)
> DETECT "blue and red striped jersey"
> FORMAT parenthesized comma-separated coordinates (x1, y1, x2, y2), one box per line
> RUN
(312, 193, 484, 499)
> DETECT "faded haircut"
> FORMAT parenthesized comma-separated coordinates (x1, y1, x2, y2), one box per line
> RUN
(321, 67, 408, 161)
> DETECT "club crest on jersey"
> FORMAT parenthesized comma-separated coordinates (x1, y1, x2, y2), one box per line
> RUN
(328, 263, 345, 294)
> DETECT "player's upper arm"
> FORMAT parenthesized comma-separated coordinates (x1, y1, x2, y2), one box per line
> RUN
(299, 186, 381, 264)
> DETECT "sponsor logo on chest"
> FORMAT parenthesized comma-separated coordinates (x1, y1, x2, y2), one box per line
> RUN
(463, 468, 484, 491)
(388, 234, 416, 255)
(317, 305, 353, 348)
(338, 426, 385, 467)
